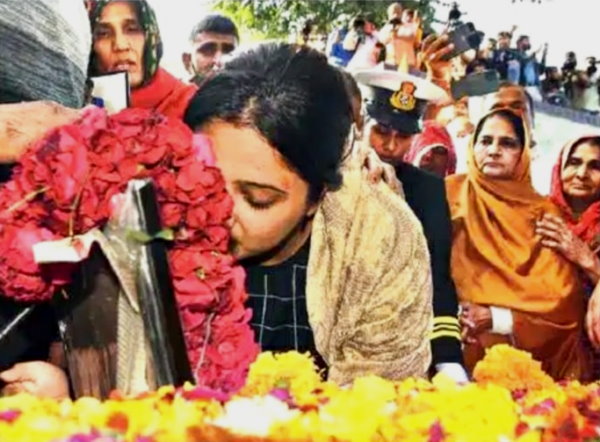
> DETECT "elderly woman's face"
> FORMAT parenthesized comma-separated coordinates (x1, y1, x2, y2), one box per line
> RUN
(93, 1, 146, 88)
(200, 120, 317, 264)
(474, 115, 523, 179)
(562, 141, 600, 205)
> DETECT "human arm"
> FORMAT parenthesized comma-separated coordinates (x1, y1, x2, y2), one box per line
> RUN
(418, 34, 455, 120)
(378, 24, 394, 45)
(396, 22, 420, 39)
(0, 361, 69, 399)
(0, 101, 80, 163)
(536, 213, 600, 285)
(357, 145, 403, 194)
(412, 176, 466, 376)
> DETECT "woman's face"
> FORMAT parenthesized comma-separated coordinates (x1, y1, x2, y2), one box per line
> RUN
(201, 120, 317, 262)
(401, 9, 414, 23)
(93, 1, 145, 88)
(367, 120, 414, 164)
(562, 141, 600, 205)
(474, 115, 523, 179)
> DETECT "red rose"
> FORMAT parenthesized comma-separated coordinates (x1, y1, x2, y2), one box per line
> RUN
(76, 106, 109, 139)
(0, 223, 61, 301)
(111, 108, 163, 132)
(179, 309, 209, 334)
(0, 107, 257, 392)
(88, 131, 126, 165)
(202, 315, 259, 391)
(161, 202, 186, 227)
(174, 164, 224, 203)
(202, 191, 233, 226)
(33, 129, 92, 208)
(185, 203, 208, 230)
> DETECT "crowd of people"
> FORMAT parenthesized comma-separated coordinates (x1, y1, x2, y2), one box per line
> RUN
(0, 0, 599, 401)
(325, 3, 600, 113)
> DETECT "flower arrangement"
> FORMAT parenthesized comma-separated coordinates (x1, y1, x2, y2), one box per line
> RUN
(0, 107, 258, 391)
(1, 345, 600, 441)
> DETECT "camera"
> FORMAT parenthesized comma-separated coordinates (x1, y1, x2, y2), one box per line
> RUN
(451, 70, 500, 100)
(351, 17, 366, 31)
(441, 22, 484, 61)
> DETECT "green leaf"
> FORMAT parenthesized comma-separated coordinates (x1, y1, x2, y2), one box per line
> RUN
(127, 228, 174, 244)
(212, 0, 438, 39)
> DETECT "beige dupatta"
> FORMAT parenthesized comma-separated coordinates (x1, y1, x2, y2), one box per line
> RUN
(307, 156, 433, 384)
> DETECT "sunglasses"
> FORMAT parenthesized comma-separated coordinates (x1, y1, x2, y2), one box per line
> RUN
(196, 42, 236, 57)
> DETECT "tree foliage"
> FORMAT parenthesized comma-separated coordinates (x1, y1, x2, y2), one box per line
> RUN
(212, 0, 439, 40)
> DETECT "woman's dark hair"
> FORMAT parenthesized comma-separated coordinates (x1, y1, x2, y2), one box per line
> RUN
(475, 109, 526, 148)
(184, 42, 352, 202)
(340, 71, 361, 109)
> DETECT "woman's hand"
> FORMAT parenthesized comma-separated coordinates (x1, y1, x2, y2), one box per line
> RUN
(418, 34, 454, 80)
(361, 148, 403, 194)
(587, 284, 600, 348)
(0, 101, 80, 163)
(460, 302, 493, 344)
(0, 361, 69, 400)
(536, 214, 600, 283)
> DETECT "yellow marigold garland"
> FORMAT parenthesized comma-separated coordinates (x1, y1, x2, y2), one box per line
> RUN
(473, 344, 555, 391)
(1, 346, 600, 441)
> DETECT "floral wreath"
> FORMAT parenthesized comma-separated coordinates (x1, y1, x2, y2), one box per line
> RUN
(0, 107, 258, 392)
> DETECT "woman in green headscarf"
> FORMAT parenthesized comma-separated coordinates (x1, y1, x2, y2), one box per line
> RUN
(87, 0, 197, 119)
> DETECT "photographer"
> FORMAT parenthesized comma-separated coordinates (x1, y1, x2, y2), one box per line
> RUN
(491, 29, 520, 82)
(516, 35, 547, 87)
(571, 70, 600, 112)
(345, 14, 381, 70)
(379, 5, 422, 70)
(327, 17, 354, 67)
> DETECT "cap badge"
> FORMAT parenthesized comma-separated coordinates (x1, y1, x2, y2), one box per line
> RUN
(390, 81, 417, 111)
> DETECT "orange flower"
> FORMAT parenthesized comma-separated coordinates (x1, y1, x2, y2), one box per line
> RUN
(473, 345, 554, 391)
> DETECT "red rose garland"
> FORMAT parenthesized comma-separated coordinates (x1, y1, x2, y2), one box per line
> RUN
(0, 107, 259, 392)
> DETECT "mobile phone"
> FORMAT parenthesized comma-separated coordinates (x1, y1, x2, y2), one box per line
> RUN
(441, 22, 484, 61)
(451, 70, 500, 100)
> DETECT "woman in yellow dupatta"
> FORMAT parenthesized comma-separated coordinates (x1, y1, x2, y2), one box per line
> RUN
(446, 108, 590, 381)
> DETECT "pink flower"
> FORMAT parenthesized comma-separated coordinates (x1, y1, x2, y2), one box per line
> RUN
(0, 107, 256, 391)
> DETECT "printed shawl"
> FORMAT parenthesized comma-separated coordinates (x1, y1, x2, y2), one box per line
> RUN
(308, 155, 433, 384)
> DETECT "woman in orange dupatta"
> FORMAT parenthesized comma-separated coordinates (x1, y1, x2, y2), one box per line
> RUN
(446, 108, 590, 381)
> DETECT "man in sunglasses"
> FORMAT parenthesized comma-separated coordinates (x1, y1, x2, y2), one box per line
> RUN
(182, 14, 239, 86)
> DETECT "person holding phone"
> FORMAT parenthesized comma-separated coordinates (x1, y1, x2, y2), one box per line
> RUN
(88, 0, 197, 120)
(379, 8, 422, 70)
(345, 14, 382, 71)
